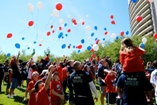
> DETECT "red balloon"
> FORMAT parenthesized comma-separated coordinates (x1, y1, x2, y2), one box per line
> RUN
(120, 31, 124, 36)
(156, 39, 157, 43)
(68, 46, 70, 49)
(92, 53, 96, 58)
(39, 44, 42, 46)
(28, 20, 34, 27)
(52, 30, 55, 33)
(47, 31, 51, 36)
(59, 27, 62, 30)
(90, 49, 94, 53)
(82, 22, 85, 25)
(153, 33, 157, 39)
(7, 33, 12, 38)
(136, 16, 142, 22)
(111, 20, 116, 25)
(56, 3, 62, 11)
(96, 39, 100, 44)
(104, 31, 108, 35)
(76, 44, 82, 49)
(110, 15, 114, 19)
(50, 25, 53, 28)
(67, 29, 71, 33)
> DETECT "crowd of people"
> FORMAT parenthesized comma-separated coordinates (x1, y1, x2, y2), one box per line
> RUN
(0, 38, 157, 105)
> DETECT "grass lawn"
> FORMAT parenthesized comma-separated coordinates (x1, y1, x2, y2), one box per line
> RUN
(0, 81, 102, 105)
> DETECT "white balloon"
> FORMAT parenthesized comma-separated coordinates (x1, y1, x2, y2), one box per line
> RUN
(92, 44, 99, 51)
(59, 19, 64, 24)
(86, 14, 89, 18)
(142, 37, 147, 44)
(28, 3, 34, 12)
(32, 54, 38, 62)
(37, 2, 43, 10)
(87, 37, 90, 41)
(40, 39, 44, 43)
(52, 9, 59, 18)
(67, 15, 71, 18)
(102, 43, 105, 47)
(85, 26, 91, 30)
(111, 33, 116, 39)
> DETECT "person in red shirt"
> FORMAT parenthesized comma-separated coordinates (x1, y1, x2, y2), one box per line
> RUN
(34, 65, 55, 105)
(120, 38, 145, 73)
(50, 72, 65, 105)
(6, 69, 12, 94)
(62, 64, 67, 98)
(27, 71, 39, 105)
(105, 71, 116, 105)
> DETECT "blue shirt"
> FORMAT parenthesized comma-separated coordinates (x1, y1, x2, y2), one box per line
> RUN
(97, 64, 107, 86)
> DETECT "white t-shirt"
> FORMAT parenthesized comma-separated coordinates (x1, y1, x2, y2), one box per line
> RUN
(27, 68, 32, 79)
(150, 69, 157, 97)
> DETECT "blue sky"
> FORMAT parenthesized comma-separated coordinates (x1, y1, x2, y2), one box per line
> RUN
(0, 0, 130, 57)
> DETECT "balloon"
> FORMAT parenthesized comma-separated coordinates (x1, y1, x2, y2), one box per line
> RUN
(67, 15, 71, 18)
(96, 39, 100, 44)
(126, 31, 129, 35)
(110, 15, 114, 19)
(68, 46, 70, 49)
(58, 32, 63, 38)
(85, 26, 91, 30)
(82, 22, 85, 25)
(102, 43, 105, 47)
(64, 23, 67, 27)
(59, 19, 64, 24)
(79, 19, 84, 23)
(56, 3, 63, 11)
(27, 47, 30, 50)
(65, 34, 68, 37)
(136, 16, 142, 22)
(87, 46, 91, 51)
(111, 33, 116, 39)
(95, 38, 98, 41)
(86, 14, 89, 18)
(87, 37, 90, 41)
(153, 33, 157, 39)
(7, 33, 12, 38)
(142, 37, 147, 44)
(22, 37, 25, 40)
(47, 32, 51, 36)
(50, 25, 53, 28)
(52, 30, 55, 33)
(39, 44, 42, 46)
(132, 0, 138, 3)
(7, 53, 11, 57)
(76, 44, 82, 49)
(32, 54, 38, 62)
(111, 20, 116, 25)
(81, 39, 85, 44)
(33, 41, 36, 44)
(116, 36, 119, 40)
(58, 26, 62, 30)
(92, 44, 99, 51)
(104, 28, 107, 30)
(91, 33, 94, 37)
(52, 9, 59, 18)
(78, 50, 80, 53)
(62, 36, 64, 39)
(104, 31, 108, 35)
(37, 2, 43, 10)
(28, 3, 34, 12)
(103, 38, 105, 41)
(139, 43, 145, 49)
(92, 53, 96, 58)
(15, 43, 20, 49)
(73, 45, 75, 48)
(61, 44, 66, 49)
(40, 39, 44, 43)
(120, 31, 124, 36)
(28, 20, 34, 27)
(94, 26, 98, 30)
(67, 29, 71, 33)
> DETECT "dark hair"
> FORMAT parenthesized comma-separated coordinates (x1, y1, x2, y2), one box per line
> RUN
(92, 60, 96, 64)
(34, 80, 43, 92)
(121, 38, 133, 47)
(153, 60, 157, 68)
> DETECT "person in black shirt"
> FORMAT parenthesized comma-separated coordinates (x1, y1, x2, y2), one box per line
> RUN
(0, 63, 4, 92)
(68, 61, 98, 105)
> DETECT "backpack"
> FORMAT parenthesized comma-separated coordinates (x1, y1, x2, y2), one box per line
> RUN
(4, 74, 9, 83)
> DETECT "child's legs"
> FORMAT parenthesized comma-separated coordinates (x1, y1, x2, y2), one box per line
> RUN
(106, 93, 116, 105)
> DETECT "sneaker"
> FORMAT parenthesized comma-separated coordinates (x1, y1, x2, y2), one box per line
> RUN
(13, 94, 16, 96)
(8, 94, 13, 98)
(23, 97, 27, 101)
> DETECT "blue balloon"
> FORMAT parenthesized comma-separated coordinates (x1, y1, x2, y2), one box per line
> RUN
(61, 44, 66, 49)
(94, 26, 98, 30)
(7, 53, 11, 57)
(132, 0, 137, 3)
(116, 36, 119, 40)
(65, 34, 68, 37)
(95, 38, 98, 41)
(69, 44, 71, 46)
(78, 50, 80, 53)
(64, 23, 67, 27)
(126, 31, 129, 35)
(62, 36, 64, 39)
(91, 33, 94, 37)
(87, 46, 91, 51)
(58, 32, 63, 38)
(81, 39, 85, 44)
(104, 28, 107, 30)
(73, 46, 75, 48)
(22, 37, 25, 40)
(33, 41, 36, 44)
(27, 47, 30, 50)
(103, 38, 105, 41)
(15, 43, 20, 49)
(139, 43, 145, 49)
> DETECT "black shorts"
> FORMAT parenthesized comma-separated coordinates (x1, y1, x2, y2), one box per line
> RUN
(106, 93, 116, 104)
